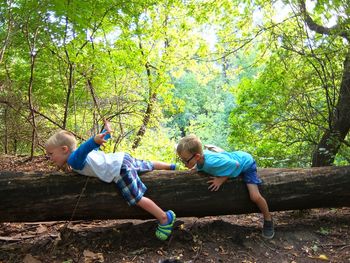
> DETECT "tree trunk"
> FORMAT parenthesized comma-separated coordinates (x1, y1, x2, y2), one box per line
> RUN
(311, 49, 350, 166)
(299, 1, 350, 166)
(132, 60, 157, 150)
(132, 39, 158, 150)
(0, 166, 349, 222)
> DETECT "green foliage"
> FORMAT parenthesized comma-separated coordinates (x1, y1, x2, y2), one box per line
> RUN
(0, 0, 349, 168)
(99, 125, 178, 164)
(164, 72, 235, 150)
(228, 52, 331, 167)
(227, 0, 349, 167)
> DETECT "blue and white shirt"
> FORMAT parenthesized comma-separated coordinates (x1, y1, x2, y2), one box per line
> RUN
(67, 134, 124, 183)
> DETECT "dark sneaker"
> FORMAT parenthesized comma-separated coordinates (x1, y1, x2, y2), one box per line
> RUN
(262, 220, 274, 239)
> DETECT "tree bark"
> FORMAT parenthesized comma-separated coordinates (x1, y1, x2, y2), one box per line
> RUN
(0, 166, 349, 222)
(311, 49, 350, 166)
(299, 0, 350, 166)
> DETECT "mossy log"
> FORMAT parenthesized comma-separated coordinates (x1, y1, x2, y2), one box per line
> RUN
(0, 166, 349, 222)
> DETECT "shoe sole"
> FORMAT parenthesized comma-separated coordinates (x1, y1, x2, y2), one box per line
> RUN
(262, 232, 275, 239)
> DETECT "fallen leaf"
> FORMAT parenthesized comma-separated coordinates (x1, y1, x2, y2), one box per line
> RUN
(36, 224, 48, 234)
(130, 248, 145, 255)
(308, 254, 329, 261)
(83, 250, 104, 263)
(318, 254, 329, 261)
(284, 245, 294, 250)
(23, 254, 41, 263)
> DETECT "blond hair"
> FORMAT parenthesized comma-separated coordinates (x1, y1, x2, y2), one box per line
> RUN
(177, 134, 203, 155)
(45, 130, 77, 152)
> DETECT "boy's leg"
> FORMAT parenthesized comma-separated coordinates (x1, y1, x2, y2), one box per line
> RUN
(152, 161, 176, 170)
(130, 158, 175, 172)
(243, 161, 271, 220)
(120, 154, 177, 240)
(246, 184, 272, 220)
(117, 161, 168, 222)
(246, 184, 274, 239)
(137, 197, 176, 241)
(137, 197, 168, 224)
(117, 164, 176, 241)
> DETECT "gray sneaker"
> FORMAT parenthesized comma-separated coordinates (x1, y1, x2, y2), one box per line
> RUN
(262, 220, 275, 239)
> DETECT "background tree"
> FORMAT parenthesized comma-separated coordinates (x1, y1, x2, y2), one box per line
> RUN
(0, 0, 349, 168)
(225, 0, 349, 167)
(299, 0, 350, 166)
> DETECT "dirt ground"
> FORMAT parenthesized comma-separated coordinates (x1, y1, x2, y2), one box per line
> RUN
(0, 155, 349, 263)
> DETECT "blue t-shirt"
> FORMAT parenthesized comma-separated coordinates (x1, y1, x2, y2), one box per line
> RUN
(197, 150, 254, 178)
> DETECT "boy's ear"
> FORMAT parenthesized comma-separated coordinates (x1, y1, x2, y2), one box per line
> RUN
(62, 145, 70, 153)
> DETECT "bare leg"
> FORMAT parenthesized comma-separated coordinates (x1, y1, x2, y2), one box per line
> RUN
(246, 184, 272, 221)
(152, 161, 173, 170)
(136, 196, 168, 224)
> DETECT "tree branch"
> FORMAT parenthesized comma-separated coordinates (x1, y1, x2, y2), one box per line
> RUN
(299, 0, 349, 41)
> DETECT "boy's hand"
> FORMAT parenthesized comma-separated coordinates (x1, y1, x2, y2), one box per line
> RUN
(207, 176, 229, 191)
(104, 120, 113, 134)
(94, 131, 110, 145)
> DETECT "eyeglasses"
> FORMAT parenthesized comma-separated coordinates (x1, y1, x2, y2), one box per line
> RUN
(179, 154, 196, 164)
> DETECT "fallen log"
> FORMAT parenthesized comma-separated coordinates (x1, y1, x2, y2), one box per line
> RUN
(0, 166, 349, 222)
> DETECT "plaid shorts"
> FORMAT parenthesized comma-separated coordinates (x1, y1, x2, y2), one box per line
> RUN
(115, 153, 154, 206)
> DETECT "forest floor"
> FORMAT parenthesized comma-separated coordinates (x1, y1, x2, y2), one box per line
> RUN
(0, 155, 349, 263)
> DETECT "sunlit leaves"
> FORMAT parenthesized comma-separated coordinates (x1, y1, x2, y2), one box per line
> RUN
(1, 0, 349, 164)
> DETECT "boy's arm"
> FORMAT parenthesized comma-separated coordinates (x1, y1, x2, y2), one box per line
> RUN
(207, 176, 229, 191)
(68, 121, 111, 170)
(68, 130, 110, 170)
(68, 137, 100, 170)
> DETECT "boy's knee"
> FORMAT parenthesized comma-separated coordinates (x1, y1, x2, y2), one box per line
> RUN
(250, 193, 262, 203)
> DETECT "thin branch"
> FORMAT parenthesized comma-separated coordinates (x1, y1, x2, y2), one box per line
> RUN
(299, 0, 349, 41)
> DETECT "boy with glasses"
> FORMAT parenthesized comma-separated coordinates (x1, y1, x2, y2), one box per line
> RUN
(176, 134, 274, 239)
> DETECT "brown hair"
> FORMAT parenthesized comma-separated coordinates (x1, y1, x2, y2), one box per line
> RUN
(176, 134, 203, 155)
